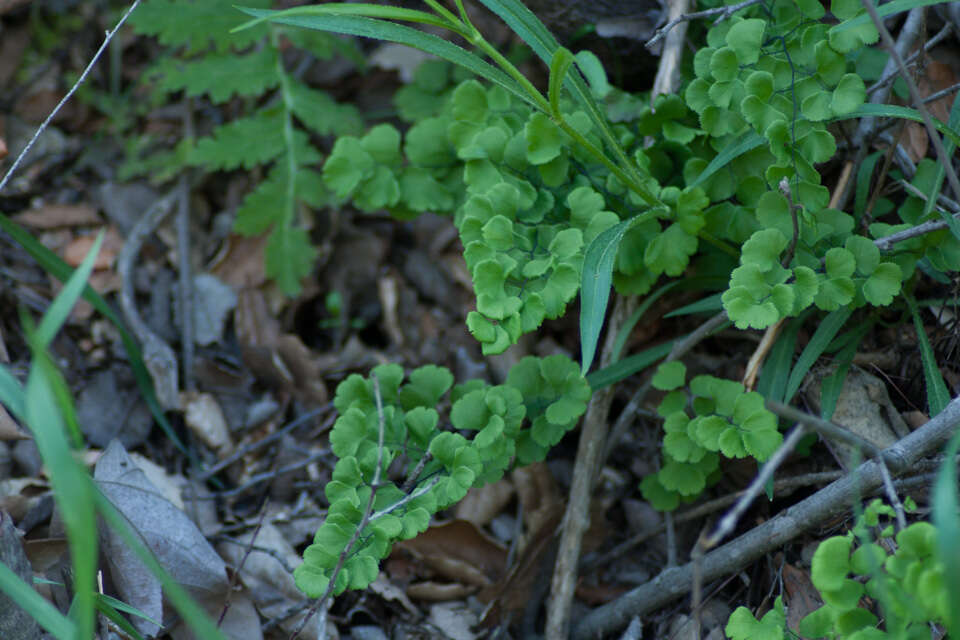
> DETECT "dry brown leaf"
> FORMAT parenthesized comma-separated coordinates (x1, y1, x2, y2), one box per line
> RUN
(454, 479, 514, 527)
(0, 405, 28, 441)
(209, 234, 268, 289)
(181, 392, 233, 457)
(62, 226, 124, 269)
(512, 462, 563, 550)
(13, 203, 101, 229)
(393, 520, 507, 599)
(0, 511, 42, 640)
(902, 59, 957, 162)
(783, 562, 822, 632)
(95, 441, 229, 637)
(405, 581, 477, 601)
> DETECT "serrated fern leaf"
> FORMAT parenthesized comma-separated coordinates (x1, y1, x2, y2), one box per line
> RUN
(190, 107, 320, 171)
(149, 48, 280, 103)
(266, 225, 317, 296)
(130, 0, 271, 53)
(288, 79, 364, 137)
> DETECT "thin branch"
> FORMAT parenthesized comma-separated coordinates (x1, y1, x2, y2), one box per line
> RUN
(645, 0, 765, 50)
(765, 400, 884, 458)
(865, 24, 954, 96)
(0, 0, 142, 194)
(700, 424, 807, 549)
(572, 395, 960, 639)
(861, 0, 960, 202)
(198, 405, 331, 481)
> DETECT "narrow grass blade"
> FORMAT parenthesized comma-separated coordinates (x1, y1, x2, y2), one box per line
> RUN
(756, 315, 805, 404)
(611, 280, 683, 362)
(94, 491, 228, 640)
(586, 340, 674, 390)
(548, 47, 574, 116)
(0, 212, 187, 454)
(923, 89, 960, 241)
(0, 562, 74, 639)
(905, 294, 950, 415)
(664, 292, 724, 318)
(94, 593, 151, 640)
(234, 9, 535, 108)
(819, 324, 870, 420)
(832, 0, 954, 33)
(784, 308, 852, 403)
(0, 365, 25, 420)
(933, 427, 960, 636)
(235, 3, 460, 32)
(26, 356, 97, 640)
(835, 104, 960, 148)
(35, 232, 103, 349)
(689, 133, 764, 189)
(854, 152, 881, 222)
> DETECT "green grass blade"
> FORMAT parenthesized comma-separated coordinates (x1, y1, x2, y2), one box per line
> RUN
(35, 232, 103, 350)
(94, 594, 149, 640)
(587, 340, 674, 390)
(234, 3, 462, 33)
(819, 324, 870, 420)
(548, 47, 574, 116)
(97, 592, 162, 627)
(474, 0, 558, 64)
(663, 292, 724, 318)
(0, 562, 75, 639)
(689, 133, 764, 189)
(611, 281, 684, 362)
(0, 212, 187, 455)
(922, 88, 960, 242)
(832, 0, 955, 33)
(234, 8, 535, 108)
(93, 491, 228, 640)
(905, 294, 950, 415)
(756, 314, 806, 404)
(784, 308, 852, 403)
(0, 364, 26, 420)
(933, 427, 960, 636)
(854, 151, 881, 222)
(835, 104, 960, 148)
(25, 356, 97, 640)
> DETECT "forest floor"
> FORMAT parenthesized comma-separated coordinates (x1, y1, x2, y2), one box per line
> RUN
(1, 1, 959, 640)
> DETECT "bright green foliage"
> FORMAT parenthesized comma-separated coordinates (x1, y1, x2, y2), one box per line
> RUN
(727, 500, 949, 640)
(800, 513, 949, 639)
(120, 1, 364, 294)
(726, 596, 785, 640)
(641, 366, 781, 509)
(294, 355, 590, 598)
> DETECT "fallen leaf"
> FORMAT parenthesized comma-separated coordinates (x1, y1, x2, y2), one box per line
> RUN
(454, 480, 515, 528)
(181, 391, 233, 457)
(394, 520, 507, 590)
(62, 226, 123, 269)
(95, 441, 229, 637)
(13, 203, 101, 229)
(0, 511, 42, 640)
(783, 562, 822, 632)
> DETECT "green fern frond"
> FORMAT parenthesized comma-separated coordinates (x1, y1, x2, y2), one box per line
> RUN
(149, 48, 280, 103)
(129, 0, 271, 53)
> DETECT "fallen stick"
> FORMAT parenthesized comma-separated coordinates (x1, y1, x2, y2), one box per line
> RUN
(572, 395, 960, 640)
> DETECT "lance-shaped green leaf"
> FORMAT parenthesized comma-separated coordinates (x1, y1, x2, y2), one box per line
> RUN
(234, 8, 536, 108)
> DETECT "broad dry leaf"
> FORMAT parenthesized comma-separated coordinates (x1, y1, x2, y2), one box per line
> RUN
(95, 440, 229, 636)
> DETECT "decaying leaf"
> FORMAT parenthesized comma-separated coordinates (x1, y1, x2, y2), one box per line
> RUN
(95, 440, 229, 636)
